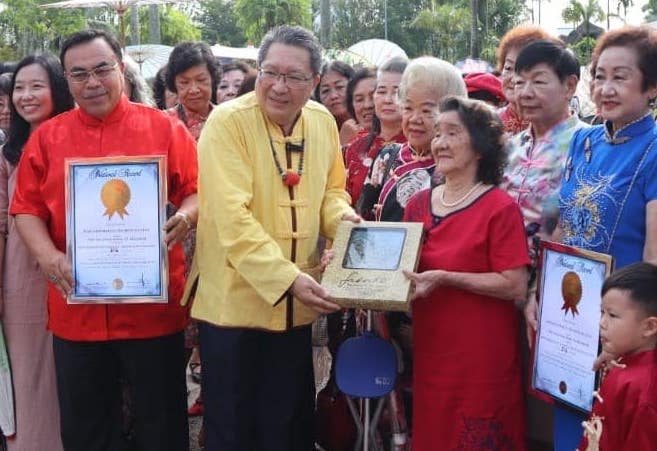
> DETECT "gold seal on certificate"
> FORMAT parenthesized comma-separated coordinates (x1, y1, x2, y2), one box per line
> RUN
(561, 271, 583, 316)
(321, 221, 423, 312)
(65, 156, 169, 304)
(532, 240, 614, 413)
(101, 178, 131, 219)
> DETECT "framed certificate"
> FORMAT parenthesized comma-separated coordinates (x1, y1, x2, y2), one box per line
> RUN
(65, 156, 168, 303)
(532, 240, 613, 413)
(321, 221, 423, 312)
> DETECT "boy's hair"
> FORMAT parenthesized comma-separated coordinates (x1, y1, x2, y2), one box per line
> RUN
(601, 262, 657, 317)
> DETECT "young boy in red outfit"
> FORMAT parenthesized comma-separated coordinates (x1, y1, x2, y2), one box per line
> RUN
(580, 262, 657, 450)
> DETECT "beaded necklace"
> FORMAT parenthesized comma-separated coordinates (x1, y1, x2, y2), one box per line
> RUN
(264, 114, 305, 187)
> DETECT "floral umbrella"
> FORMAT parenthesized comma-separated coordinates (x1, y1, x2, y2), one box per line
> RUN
(125, 44, 172, 79)
(210, 44, 259, 61)
(323, 49, 372, 68)
(347, 39, 408, 68)
(41, 0, 189, 47)
(454, 58, 494, 75)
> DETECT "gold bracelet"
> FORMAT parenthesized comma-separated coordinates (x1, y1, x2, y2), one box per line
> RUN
(174, 211, 193, 229)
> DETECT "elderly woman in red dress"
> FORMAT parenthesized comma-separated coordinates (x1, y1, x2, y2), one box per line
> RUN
(404, 97, 530, 450)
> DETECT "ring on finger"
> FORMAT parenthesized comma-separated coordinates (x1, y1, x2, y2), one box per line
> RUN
(48, 273, 59, 283)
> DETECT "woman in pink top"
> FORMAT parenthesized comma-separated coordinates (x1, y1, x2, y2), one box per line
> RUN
(0, 53, 74, 451)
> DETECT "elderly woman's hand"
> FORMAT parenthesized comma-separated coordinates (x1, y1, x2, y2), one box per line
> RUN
(403, 269, 444, 299)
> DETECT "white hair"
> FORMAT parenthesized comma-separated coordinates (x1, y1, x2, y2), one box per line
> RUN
(398, 56, 466, 102)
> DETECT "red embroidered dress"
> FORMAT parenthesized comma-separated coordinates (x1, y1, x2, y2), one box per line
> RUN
(404, 187, 529, 451)
(165, 103, 213, 141)
(359, 142, 434, 221)
(344, 130, 405, 210)
(499, 103, 529, 136)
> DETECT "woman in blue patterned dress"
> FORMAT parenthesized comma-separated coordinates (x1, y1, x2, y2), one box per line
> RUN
(549, 25, 657, 451)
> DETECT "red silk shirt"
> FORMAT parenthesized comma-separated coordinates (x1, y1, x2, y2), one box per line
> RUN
(10, 96, 198, 341)
(579, 349, 657, 450)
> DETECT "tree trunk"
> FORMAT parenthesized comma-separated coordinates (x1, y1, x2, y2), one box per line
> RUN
(470, 0, 480, 58)
(320, 0, 331, 47)
(148, 5, 161, 44)
(130, 4, 140, 46)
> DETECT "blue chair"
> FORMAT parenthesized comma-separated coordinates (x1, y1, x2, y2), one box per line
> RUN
(335, 331, 398, 451)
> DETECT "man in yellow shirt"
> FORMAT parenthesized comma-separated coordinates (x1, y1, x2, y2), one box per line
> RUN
(185, 25, 356, 450)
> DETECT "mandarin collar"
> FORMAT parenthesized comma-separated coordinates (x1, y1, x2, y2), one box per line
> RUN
(263, 110, 305, 144)
(604, 112, 655, 145)
(77, 95, 130, 127)
(618, 348, 657, 368)
(526, 114, 580, 147)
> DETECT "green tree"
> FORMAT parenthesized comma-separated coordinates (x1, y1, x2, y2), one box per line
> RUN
(384, 0, 426, 58)
(411, 2, 470, 61)
(126, 6, 200, 46)
(572, 35, 596, 65)
(331, 0, 381, 50)
(235, 0, 312, 44)
(616, 0, 632, 20)
(409, 0, 520, 62)
(319, 0, 331, 46)
(470, 0, 480, 58)
(643, 0, 657, 21)
(480, 0, 523, 61)
(0, 0, 86, 59)
(561, 0, 605, 36)
(158, 7, 200, 44)
(197, 0, 248, 46)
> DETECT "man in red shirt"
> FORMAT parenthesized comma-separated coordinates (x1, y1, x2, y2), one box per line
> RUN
(11, 29, 198, 451)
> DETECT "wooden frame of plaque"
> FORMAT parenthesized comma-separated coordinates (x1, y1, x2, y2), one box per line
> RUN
(321, 221, 423, 312)
(532, 240, 613, 413)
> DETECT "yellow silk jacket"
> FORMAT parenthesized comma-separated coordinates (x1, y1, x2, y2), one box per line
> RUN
(183, 92, 353, 330)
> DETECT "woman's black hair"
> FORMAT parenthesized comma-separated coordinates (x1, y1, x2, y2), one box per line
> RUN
(345, 67, 376, 121)
(3, 54, 74, 166)
(236, 73, 256, 97)
(166, 41, 221, 103)
(360, 57, 408, 155)
(0, 72, 12, 96)
(314, 60, 355, 102)
(438, 96, 508, 185)
(152, 65, 169, 110)
(221, 60, 251, 78)
(0, 62, 17, 75)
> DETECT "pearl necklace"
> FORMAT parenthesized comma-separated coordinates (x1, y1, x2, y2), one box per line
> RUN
(439, 182, 482, 208)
